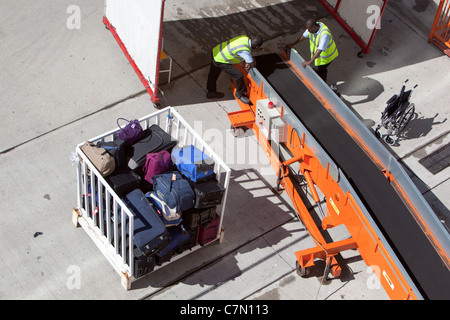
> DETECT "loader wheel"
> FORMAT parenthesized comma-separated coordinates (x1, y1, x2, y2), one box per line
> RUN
(230, 125, 246, 138)
(296, 261, 311, 277)
(319, 274, 331, 285)
(154, 102, 164, 110)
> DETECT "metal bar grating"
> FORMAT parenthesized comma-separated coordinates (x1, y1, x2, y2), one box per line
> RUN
(418, 142, 450, 175)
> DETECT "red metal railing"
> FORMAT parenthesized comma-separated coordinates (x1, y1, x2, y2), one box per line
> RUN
(429, 0, 450, 56)
(317, 0, 388, 56)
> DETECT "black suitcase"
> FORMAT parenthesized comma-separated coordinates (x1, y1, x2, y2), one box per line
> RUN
(133, 254, 155, 278)
(178, 225, 199, 252)
(127, 124, 178, 170)
(97, 138, 126, 167)
(122, 189, 171, 256)
(182, 206, 217, 228)
(106, 168, 142, 198)
(191, 179, 226, 209)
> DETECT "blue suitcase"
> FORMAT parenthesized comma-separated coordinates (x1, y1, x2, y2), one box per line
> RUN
(156, 224, 191, 266)
(171, 145, 215, 182)
(122, 189, 170, 256)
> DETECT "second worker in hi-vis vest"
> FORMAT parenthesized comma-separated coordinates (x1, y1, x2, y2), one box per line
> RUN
(206, 35, 263, 104)
(286, 19, 339, 83)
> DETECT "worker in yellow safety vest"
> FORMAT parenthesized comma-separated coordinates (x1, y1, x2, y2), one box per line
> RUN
(207, 35, 263, 104)
(286, 19, 338, 83)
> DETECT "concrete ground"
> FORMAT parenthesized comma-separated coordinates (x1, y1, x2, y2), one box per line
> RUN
(0, 0, 448, 300)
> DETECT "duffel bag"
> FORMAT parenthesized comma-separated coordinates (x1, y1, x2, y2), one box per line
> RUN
(145, 191, 182, 226)
(151, 171, 195, 212)
(80, 141, 116, 177)
(171, 145, 215, 182)
(114, 118, 144, 146)
(143, 150, 171, 184)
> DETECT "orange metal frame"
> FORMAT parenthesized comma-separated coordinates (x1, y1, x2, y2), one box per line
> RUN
(429, 0, 450, 56)
(228, 60, 422, 300)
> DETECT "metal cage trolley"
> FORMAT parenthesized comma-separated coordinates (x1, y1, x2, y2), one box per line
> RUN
(72, 107, 231, 290)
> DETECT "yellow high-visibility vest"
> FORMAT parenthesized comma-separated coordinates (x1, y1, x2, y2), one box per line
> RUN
(309, 23, 338, 66)
(213, 36, 251, 64)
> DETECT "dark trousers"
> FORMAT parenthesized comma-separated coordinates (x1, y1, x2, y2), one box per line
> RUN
(315, 61, 332, 83)
(206, 58, 246, 97)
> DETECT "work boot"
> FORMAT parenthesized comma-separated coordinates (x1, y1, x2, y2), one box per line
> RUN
(206, 91, 225, 99)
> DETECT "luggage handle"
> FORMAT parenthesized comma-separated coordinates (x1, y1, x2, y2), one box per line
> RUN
(170, 172, 177, 191)
(116, 117, 138, 132)
(86, 141, 109, 156)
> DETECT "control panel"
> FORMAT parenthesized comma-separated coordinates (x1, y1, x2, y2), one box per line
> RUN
(255, 99, 287, 144)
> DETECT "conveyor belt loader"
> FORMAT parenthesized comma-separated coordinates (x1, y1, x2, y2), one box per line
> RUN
(227, 49, 450, 300)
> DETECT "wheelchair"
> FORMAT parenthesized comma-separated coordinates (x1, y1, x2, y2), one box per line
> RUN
(375, 79, 417, 146)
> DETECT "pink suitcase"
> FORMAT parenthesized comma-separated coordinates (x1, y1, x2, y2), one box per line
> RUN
(198, 214, 220, 246)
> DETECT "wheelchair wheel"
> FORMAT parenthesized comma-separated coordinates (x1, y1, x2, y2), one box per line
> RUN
(384, 135, 396, 146)
(375, 128, 382, 139)
(396, 103, 415, 134)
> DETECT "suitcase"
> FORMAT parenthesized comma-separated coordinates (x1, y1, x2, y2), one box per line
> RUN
(198, 214, 221, 246)
(171, 145, 215, 182)
(133, 254, 155, 279)
(178, 225, 199, 252)
(122, 189, 170, 256)
(191, 179, 225, 209)
(106, 168, 142, 198)
(145, 191, 183, 227)
(155, 224, 191, 266)
(182, 206, 216, 228)
(127, 124, 178, 170)
(151, 171, 195, 212)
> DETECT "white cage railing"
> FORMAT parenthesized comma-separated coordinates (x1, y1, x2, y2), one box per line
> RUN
(73, 107, 231, 290)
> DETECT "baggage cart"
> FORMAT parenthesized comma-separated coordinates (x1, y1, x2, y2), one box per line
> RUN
(72, 107, 230, 290)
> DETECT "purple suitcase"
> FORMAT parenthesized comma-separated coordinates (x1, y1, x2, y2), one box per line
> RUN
(198, 214, 220, 246)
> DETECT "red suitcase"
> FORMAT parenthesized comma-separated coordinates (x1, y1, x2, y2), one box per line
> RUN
(198, 214, 220, 246)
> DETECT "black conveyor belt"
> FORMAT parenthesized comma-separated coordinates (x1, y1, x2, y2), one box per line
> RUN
(255, 53, 450, 299)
